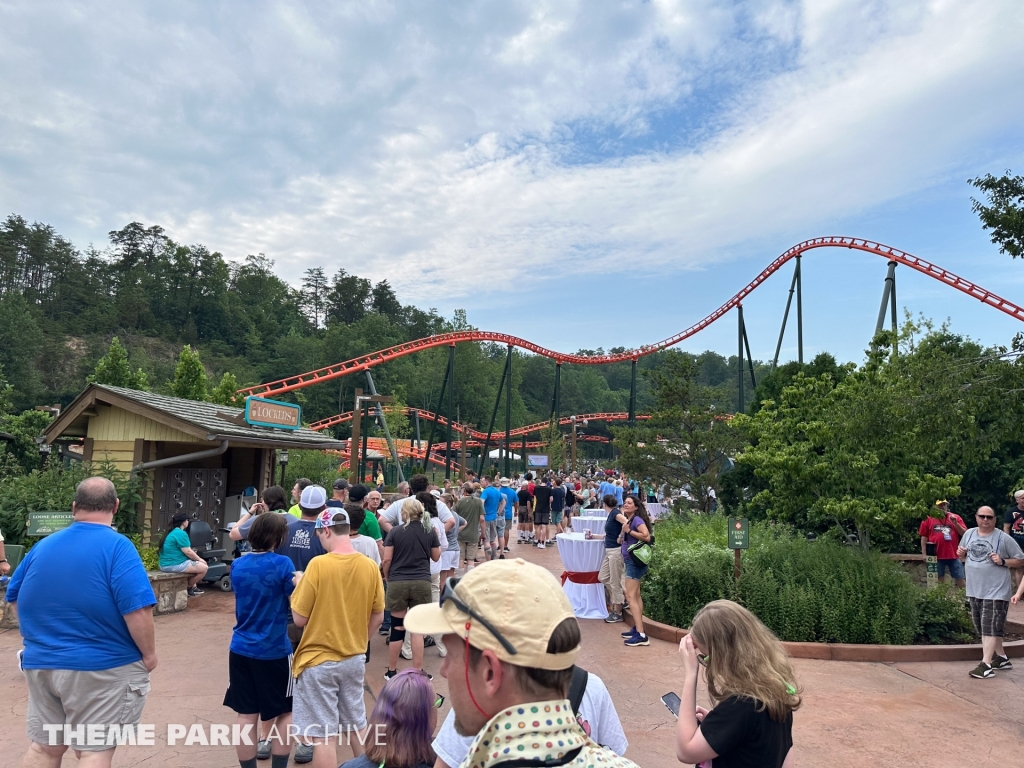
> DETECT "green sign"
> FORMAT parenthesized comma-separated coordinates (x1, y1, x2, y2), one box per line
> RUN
(925, 542, 938, 589)
(728, 517, 749, 550)
(27, 511, 74, 536)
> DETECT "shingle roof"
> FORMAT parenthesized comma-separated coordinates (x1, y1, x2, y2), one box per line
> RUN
(92, 385, 345, 449)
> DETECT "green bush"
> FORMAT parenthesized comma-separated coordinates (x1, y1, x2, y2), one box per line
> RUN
(641, 516, 971, 645)
(129, 534, 161, 571)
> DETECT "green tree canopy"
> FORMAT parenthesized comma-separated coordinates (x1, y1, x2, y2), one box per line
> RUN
(970, 170, 1024, 259)
(170, 345, 209, 401)
(88, 337, 149, 390)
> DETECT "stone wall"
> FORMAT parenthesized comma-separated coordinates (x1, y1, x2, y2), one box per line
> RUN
(149, 571, 188, 615)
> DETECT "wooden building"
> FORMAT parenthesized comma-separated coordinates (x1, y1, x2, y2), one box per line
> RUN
(42, 384, 344, 542)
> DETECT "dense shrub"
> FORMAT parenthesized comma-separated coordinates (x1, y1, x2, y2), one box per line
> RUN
(641, 515, 971, 645)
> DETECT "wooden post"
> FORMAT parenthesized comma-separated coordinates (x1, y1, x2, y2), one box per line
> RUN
(734, 548, 741, 580)
(350, 388, 362, 482)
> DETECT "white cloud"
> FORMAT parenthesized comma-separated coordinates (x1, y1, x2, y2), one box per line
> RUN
(0, 0, 1022, 302)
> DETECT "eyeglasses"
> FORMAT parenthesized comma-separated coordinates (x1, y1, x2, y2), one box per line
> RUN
(440, 577, 518, 656)
(976, 514, 995, 520)
(435, 693, 445, 709)
(696, 652, 709, 667)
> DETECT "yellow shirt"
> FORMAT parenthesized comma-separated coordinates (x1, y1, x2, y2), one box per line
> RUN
(287, 504, 301, 519)
(290, 552, 385, 677)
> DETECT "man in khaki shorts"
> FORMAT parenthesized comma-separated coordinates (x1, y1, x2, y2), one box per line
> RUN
(6, 477, 157, 768)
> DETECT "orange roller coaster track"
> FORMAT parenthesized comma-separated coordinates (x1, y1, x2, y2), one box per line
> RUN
(307, 409, 649, 436)
(238, 237, 1024, 399)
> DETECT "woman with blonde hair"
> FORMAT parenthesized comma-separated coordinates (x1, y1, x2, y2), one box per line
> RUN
(382, 498, 441, 681)
(675, 600, 799, 767)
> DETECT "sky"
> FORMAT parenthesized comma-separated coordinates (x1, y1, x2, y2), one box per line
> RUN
(2, 0, 1024, 366)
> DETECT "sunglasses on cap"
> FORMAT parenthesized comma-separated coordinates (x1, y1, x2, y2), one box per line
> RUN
(439, 577, 518, 656)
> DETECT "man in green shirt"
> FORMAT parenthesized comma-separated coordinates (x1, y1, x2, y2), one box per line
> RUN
(329, 483, 383, 560)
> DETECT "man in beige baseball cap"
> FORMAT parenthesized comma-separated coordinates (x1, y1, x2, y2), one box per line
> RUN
(405, 559, 639, 768)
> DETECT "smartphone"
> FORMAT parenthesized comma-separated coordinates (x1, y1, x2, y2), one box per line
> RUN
(661, 692, 681, 718)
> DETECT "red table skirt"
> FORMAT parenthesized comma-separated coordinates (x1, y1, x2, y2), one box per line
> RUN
(561, 570, 601, 585)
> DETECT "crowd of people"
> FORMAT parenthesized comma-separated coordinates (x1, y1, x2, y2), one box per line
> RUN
(7, 472, 810, 768)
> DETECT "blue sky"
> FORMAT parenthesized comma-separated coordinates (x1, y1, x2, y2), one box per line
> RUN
(2, 1, 1023, 365)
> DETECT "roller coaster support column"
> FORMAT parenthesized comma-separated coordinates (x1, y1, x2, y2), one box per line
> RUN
(446, 344, 455, 480)
(361, 397, 370, 482)
(875, 261, 898, 353)
(364, 371, 405, 484)
(478, 348, 511, 476)
(350, 388, 362, 482)
(413, 410, 421, 450)
(504, 345, 512, 478)
(522, 432, 527, 474)
(796, 254, 804, 364)
(628, 359, 637, 426)
(553, 362, 562, 424)
(743, 320, 757, 394)
(423, 356, 452, 473)
(737, 306, 745, 414)
(772, 261, 800, 370)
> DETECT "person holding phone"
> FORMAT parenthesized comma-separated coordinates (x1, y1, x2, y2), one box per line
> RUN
(674, 600, 798, 768)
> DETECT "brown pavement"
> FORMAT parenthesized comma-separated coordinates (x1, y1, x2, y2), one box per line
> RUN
(1, 528, 1023, 766)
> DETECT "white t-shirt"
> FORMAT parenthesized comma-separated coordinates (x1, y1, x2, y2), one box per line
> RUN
(431, 672, 628, 767)
(350, 534, 381, 565)
(381, 497, 454, 528)
(429, 517, 445, 576)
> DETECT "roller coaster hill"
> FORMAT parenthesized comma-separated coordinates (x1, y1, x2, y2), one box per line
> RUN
(237, 237, 1024, 481)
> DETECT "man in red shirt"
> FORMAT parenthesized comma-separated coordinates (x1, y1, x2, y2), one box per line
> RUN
(919, 500, 967, 587)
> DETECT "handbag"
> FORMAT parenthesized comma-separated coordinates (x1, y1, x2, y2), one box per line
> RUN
(627, 523, 654, 566)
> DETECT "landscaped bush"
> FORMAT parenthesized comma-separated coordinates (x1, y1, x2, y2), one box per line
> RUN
(641, 515, 972, 645)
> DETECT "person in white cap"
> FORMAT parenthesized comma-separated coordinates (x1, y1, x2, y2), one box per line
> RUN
(405, 559, 640, 768)
(290, 509, 385, 767)
(498, 478, 518, 555)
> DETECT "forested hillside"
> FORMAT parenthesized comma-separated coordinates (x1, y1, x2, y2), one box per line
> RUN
(0, 214, 766, 442)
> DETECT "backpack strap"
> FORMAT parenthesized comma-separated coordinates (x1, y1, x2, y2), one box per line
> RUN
(568, 665, 588, 716)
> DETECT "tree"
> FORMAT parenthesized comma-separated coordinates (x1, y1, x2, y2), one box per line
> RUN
(210, 372, 243, 407)
(378, 390, 411, 439)
(88, 337, 149, 390)
(169, 345, 209, 401)
(370, 280, 403, 321)
(301, 267, 328, 329)
(325, 268, 370, 325)
(970, 171, 1024, 259)
(539, 418, 565, 472)
(614, 350, 743, 512)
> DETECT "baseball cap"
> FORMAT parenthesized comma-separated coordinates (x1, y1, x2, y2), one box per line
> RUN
(405, 559, 579, 671)
(429, 489, 442, 498)
(499, 477, 510, 486)
(300, 485, 328, 508)
(935, 499, 948, 506)
(314, 508, 350, 529)
(333, 478, 350, 491)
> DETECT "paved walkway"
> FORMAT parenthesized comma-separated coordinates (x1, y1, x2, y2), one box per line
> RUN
(2, 536, 1023, 766)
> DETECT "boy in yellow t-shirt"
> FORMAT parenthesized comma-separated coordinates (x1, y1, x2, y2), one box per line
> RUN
(290, 507, 385, 764)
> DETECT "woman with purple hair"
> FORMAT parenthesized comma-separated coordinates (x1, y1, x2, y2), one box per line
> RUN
(340, 668, 438, 768)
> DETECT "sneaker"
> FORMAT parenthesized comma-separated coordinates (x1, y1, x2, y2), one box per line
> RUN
(604, 611, 623, 623)
(503, 547, 511, 553)
(379, 625, 390, 636)
(256, 739, 271, 760)
(499, 553, 505, 559)
(437, 641, 448, 658)
(294, 743, 314, 764)
(537, 543, 545, 549)
(969, 662, 994, 679)
(384, 668, 398, 681)
(621, 627, 639, 638)
(400, 646, 413, 660)
(624, 633, 650, 647)
(187, 586, 203, 597)
(992, 655, 1013, 671)
(424, 636, 436, 647)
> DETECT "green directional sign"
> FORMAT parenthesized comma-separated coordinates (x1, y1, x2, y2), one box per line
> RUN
(728, 517, 749, 550)
(27, 511, 74, 536)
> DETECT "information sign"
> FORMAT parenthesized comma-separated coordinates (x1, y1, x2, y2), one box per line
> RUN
(727, 517, 749, 550)
(245, 396, 301, 430)
(27, 511, 74, 536)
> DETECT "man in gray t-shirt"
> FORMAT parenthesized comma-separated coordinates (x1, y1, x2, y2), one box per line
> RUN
(957, 505, 1024, 679)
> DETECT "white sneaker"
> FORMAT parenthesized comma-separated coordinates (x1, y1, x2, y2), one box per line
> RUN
(537, 542, 545, 549)
(400, 646, 413, 660)
(437, 641, 448, 658)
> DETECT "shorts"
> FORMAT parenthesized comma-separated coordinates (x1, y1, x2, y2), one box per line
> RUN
(460, 541, 479, 561)
(223, 651, 293, 720)
(159, 560, 200, 573)
(442, 550, 460, 571)
(967, 597, 1009, 637)
(551, 509, 564, 524)
(485, 520, 500, 543)
(292, 656, 367, 737)
(385, 579, 432, 612)
(23, 660, 150, 751)
(534, 510, 551, 526)
(624, 557, 649, 581)
(518, 507, 532, 524)
(937, 558, 964, 580)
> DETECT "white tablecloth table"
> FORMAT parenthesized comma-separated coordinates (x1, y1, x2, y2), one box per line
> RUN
(555, 532, 609, 620)
(647, 503, 669, 520)
(572, 516, 606, 536)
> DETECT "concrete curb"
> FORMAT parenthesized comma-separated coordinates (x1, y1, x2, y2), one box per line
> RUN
(629, 616, 1024, 662)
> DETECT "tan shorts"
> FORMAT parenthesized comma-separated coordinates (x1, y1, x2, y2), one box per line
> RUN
(23, 660, 150, 751)
(460, 541, 479, 561)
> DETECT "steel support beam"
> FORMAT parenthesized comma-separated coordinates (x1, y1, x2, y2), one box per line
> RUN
(738, 305, 745, 414)
(553, 362, 561, 423)
(742, 320, 757, 392)
(423, 362, 450, 472)
(445, 344, 455, 480)
(772, 262, 800, 370)
(875, 260, 897, 336)
(796, 255, 804, 364)
(504, 345, 512, 478)
(349, 388, 362, 482)
(628, 359, 637, 426)
(364, 370, 404, 484)
(477, 350, 510, 476)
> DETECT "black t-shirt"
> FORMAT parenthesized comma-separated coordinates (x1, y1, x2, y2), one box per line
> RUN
(1004, 506, 1024, 538)
(517, 488, 532, 507)
(604, 508, 622, 549)
(383, 522, 439, 582)
(699, 697, 792, 768)
(533, 485, 553, 514)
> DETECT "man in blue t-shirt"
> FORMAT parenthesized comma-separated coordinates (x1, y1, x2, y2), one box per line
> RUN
(498, 478, 518, 555)
(479, 475, 506, 561)
(278, 484, 328, 572)
(6, 477, 156, 764)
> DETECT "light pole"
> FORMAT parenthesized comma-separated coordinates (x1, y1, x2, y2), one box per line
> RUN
(278, 449, 289, 487)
